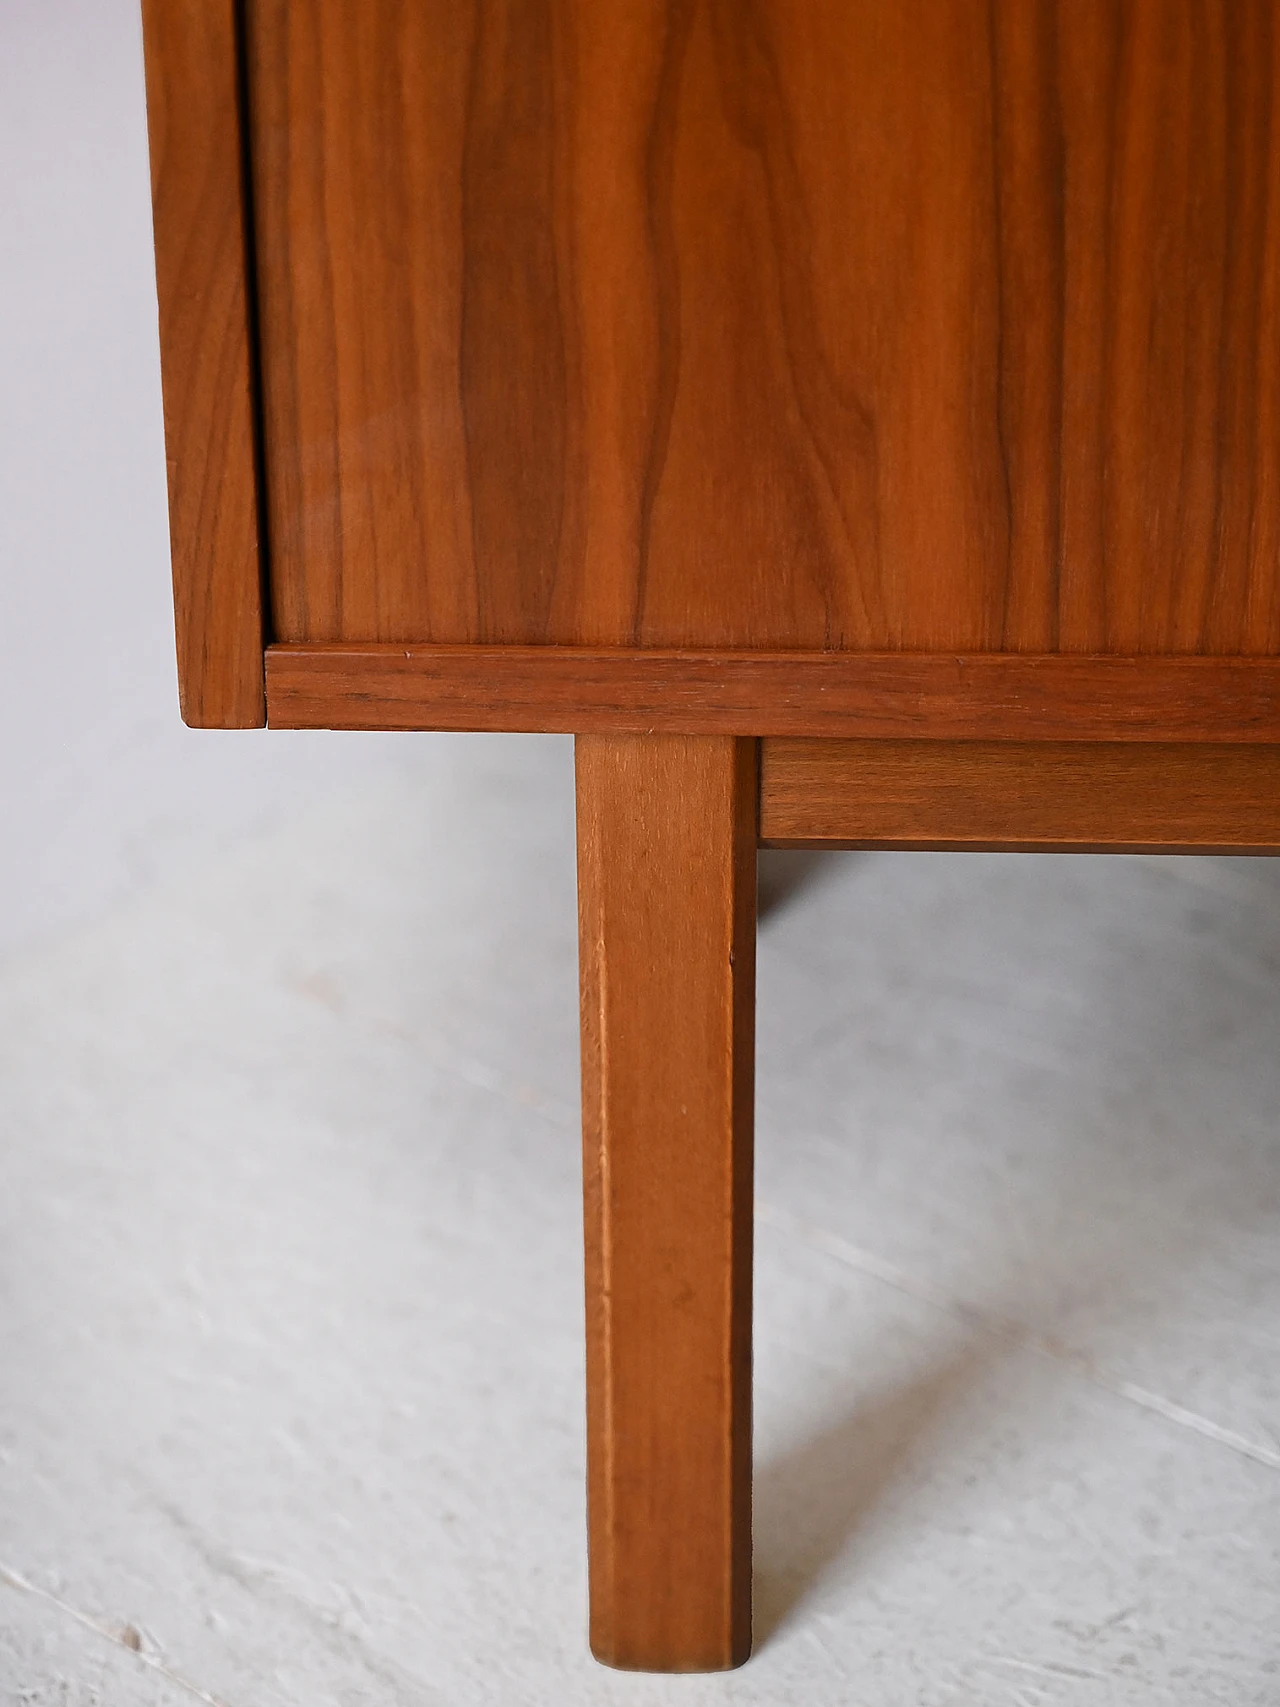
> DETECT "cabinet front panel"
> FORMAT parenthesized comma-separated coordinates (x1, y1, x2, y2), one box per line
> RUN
(246, 0, 1280, 654)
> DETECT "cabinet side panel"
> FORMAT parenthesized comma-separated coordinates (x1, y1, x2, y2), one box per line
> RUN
(142, 0, 266, 726)
(246, 1, 1280, 656)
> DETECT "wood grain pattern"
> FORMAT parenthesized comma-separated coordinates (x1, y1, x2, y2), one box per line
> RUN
(760, 739, 1280, 853)
(265, 645, 1280, 743)
(142, 0, 266, 727)
(576, 735, 755, 1671)
(244, 1, 1280, 656)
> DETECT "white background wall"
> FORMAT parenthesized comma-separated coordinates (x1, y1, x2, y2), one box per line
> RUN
(0, 0, 415, 962)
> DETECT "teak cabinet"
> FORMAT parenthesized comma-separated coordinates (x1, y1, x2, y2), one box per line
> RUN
(142, 0, 1280, 1671)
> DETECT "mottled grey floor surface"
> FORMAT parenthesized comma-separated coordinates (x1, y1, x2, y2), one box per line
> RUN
(3, 734, 1279, 1705)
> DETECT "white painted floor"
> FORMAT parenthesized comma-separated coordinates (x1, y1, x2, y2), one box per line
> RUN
(3, 734, 1279, 1704)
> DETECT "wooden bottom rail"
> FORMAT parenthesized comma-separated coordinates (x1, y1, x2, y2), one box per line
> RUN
(576, 734, 757, 1671)
(760, 740, 1280, 853)
(266, 645, 1280, 745)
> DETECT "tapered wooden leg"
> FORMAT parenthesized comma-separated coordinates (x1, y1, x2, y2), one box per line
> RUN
(575, 733, 757, 1672)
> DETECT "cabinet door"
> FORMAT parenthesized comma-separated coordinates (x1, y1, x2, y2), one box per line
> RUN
(243, 1, 1280, 657)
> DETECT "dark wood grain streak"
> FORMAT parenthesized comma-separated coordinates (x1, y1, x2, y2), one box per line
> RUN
(760, 739, 1280, 853)
(141, 0, 266, 727)
(245, 1, 1280, 657)
(265, 646, 1280, 743)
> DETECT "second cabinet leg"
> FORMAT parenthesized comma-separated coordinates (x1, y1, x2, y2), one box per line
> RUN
(575, 733, 757, 1672)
